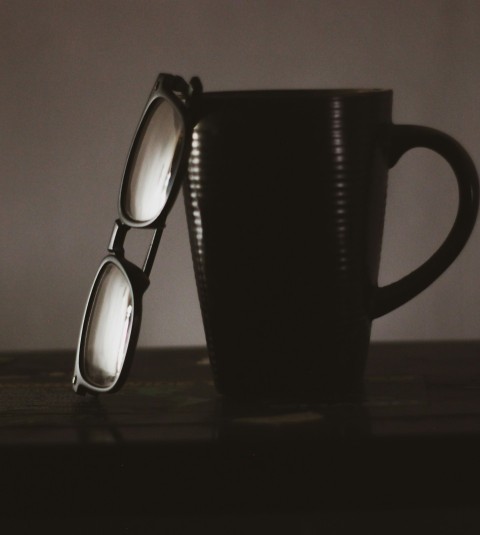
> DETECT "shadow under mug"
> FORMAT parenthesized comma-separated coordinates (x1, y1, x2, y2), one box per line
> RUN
(183, 89, 478, 401)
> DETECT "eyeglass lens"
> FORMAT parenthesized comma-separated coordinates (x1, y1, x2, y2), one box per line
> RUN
(84, 263, 134, 388)
(124, 97, 184, 223)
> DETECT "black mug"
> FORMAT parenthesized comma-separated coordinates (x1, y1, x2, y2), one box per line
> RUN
(183, 89, 478, 401)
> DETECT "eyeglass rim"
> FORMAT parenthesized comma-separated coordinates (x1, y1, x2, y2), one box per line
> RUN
(73, 254, 148, 395)
(118, 74, 195, 229)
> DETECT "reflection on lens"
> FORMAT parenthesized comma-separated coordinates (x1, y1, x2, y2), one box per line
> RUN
(83, 263, 133, 388)
(124, 98, 184, 223)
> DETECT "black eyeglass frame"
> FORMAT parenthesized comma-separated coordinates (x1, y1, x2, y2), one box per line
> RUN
(73, 74, 202, 395)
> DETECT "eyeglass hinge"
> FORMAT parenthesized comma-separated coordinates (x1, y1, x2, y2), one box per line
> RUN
(155, 73, 203, 102)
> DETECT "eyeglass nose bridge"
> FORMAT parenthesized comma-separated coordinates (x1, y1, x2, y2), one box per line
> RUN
(108, 219, 164, 278)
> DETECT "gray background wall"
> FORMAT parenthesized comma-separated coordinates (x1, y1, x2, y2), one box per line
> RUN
(1, 0, 479, 351)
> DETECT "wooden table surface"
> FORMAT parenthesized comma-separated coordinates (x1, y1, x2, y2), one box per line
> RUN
(1, 342, 480, 530)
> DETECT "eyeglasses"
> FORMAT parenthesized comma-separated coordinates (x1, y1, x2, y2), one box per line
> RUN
(72, 74, 202, 395)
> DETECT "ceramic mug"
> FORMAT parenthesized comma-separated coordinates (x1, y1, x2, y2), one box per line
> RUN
(183, 89, 478, 400)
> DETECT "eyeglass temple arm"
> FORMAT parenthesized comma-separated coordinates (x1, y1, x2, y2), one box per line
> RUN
(108, 219, 164, 278)
(142, 225, 164, 277)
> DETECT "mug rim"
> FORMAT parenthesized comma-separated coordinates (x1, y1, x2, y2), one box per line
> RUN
(203, 88, 392, 99)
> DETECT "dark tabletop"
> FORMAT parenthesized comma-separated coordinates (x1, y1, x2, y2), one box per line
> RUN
(1, 342, 480, 530)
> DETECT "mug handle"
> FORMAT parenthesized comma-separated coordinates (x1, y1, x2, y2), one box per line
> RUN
(372, 124, 479, 318)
